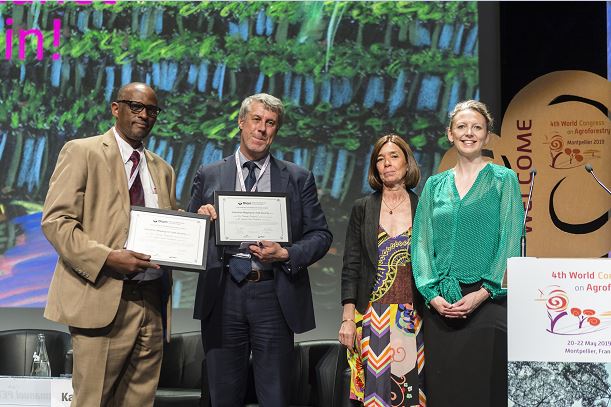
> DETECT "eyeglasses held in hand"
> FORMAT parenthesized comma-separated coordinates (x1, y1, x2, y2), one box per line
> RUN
(116, 100, 162, 118)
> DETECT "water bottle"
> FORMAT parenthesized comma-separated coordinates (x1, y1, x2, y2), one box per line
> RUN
(30, 333, 51, 377)
(63, 349, 73, 378)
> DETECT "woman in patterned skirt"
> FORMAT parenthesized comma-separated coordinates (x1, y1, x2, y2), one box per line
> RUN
(339, 134, 425, 406)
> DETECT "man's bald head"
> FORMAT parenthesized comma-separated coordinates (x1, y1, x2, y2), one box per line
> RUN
(116, 82, 157, 102)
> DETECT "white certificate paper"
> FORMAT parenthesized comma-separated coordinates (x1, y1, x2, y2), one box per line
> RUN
(125, 207, 209, 270)
(215, 192, 291, 245)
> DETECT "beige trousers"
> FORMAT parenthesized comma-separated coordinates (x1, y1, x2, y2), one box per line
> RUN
(69, 279, 164, 407)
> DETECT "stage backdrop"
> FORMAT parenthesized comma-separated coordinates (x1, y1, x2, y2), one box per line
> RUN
(0, 1, 480, 315)
(438, 71, 610, 258)
(496, 71, 610, 258)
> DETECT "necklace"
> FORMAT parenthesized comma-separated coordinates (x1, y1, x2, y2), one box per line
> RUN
(382, 195, 407, 214)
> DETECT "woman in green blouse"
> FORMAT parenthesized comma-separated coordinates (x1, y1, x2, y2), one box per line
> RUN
(412, 100, 523, 406)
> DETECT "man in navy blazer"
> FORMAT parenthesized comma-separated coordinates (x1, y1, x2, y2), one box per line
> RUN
(187, 93, 332, 406)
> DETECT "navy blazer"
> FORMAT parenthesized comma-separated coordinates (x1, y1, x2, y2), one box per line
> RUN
(187, 154, 333, 334)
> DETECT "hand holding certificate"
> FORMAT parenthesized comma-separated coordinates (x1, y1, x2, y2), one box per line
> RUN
(125, 207, 210, 271)
(214, 192, 291, 245)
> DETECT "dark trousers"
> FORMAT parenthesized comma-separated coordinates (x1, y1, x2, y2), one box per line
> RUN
(423, 283, 508, 407)
(202, 274, 294, 407)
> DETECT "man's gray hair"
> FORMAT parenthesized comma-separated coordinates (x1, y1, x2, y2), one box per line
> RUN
(239, 93, 284, 129)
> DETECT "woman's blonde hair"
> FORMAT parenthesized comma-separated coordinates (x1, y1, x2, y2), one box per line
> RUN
(448, 100, 494, 132)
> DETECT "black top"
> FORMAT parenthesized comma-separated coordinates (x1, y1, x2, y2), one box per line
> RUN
(340, 190, 420, 314)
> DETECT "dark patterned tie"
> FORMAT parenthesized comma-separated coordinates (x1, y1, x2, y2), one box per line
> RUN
(129, 150, 145, 206)
(243, 161, 257, 191)
(228, 161, 259, 282)
(227, 256, 252, 283)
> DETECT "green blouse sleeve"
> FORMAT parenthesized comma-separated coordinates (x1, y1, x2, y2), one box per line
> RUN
(481, 170, 524, 298)
(412, 178, 440, 305)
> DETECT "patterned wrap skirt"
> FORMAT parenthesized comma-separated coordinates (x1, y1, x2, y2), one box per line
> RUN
(347, 228, 426, 407)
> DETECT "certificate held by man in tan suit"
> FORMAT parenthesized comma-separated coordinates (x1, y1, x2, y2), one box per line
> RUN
(42, 82, 177, 407)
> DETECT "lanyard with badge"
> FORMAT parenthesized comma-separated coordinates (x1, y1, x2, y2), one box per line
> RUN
(112, 126, 142, 190)
(234, 149, 270, 192)
(233, 150, 271, 256)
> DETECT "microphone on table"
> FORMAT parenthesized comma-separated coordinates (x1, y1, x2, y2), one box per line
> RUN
(584, 164, 611, 195)
(521, 168, 537, 257)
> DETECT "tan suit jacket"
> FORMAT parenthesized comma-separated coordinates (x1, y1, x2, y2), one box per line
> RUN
(42, 130, 177, 338)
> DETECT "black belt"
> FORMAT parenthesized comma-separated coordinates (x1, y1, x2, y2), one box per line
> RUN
(245, 269, 274, 282)
(123, 277, 162, 286)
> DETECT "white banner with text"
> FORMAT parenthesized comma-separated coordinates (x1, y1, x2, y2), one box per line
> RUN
(508, 257, 611, 363)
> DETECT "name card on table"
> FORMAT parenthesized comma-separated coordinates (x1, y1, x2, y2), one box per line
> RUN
(0, 376, 72, 407)
(50, 378, 73, 407)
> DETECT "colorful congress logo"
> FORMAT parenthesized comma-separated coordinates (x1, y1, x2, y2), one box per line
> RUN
(536, 285, 611, 336)
(543, 133, 602, 170)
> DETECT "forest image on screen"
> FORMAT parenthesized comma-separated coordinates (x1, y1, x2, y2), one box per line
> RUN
(0, 1, 479, 309)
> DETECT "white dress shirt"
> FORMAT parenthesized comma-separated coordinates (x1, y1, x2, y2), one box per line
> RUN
(113, 127, 163, 281)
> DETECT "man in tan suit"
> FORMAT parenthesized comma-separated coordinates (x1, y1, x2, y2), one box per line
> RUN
(42, 82, 176, 406)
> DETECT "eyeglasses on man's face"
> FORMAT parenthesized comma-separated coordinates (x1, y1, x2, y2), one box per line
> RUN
(116, 100, 162, 118)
